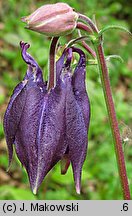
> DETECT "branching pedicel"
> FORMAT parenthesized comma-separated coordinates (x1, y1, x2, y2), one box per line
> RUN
(4, 2, 131, 199)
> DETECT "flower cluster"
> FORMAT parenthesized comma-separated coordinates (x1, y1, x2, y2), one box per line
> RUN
(4, 41, 90, 194)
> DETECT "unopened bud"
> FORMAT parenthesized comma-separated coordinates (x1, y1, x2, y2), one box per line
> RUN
(21, 3, 78, 36)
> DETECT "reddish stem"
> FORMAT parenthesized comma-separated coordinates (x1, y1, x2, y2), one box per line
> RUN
(48, 37, 59, 90)
(96, 45, 130, 200)
(77, 22, 93, 33)
(77, 23, 96, 58)
(78, 14, 131, 199)
(78, 13, 98, 33)
(81, 41, 96, 58)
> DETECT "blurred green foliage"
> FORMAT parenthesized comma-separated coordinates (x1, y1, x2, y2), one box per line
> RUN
(0, 0, 132, 200)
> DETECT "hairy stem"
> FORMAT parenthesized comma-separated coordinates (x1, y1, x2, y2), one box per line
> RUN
(78, 14, 131, 199)
(77, 22, 93, 33)
(95, 44, 130, 200)
(77, 22, 96, 58)
(78, 13, 98, 33)
(48, 37, 59, 90)
(79, 41, 96, 58)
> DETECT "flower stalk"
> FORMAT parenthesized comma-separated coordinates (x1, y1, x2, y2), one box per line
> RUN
(76, 22, 96, 58)
(48, 37, 59, 90)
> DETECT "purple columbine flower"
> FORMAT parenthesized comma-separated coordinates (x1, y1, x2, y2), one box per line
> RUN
(4, 41, 90, 194)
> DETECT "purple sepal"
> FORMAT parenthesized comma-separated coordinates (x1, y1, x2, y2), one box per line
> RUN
(3, 82, 27, 167)
(72, 47, 90, 129)
(56, 52, 65, 82)
(3, 42, 45, 171)
(64, 72, 88, 194)
(60, 47, 90, 193)
(32, 79, 67, 193)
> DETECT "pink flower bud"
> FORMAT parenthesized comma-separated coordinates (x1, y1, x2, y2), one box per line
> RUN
(21, 3, 78, 36)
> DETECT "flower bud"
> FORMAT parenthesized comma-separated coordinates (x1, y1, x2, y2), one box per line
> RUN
(21, 3, 78, 36)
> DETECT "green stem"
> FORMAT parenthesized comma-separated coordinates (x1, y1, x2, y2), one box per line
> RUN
(78, 14, 131, 199)
(48, 37, 59, 90)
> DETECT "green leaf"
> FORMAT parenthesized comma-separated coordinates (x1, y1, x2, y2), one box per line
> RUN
(105, 55, 124, 63)
(98, 25, 132, 37)
(66, 36, 93, 48)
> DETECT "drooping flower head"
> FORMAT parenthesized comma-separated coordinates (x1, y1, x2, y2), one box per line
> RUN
(4, 41, 90, 194)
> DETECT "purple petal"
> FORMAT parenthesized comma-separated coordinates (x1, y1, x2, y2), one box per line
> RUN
(57, 48, 73, 175)
(32, 79, 67, 194)
(13, 42, 47, 190)
(72, 47, 90, 128)
(56, 48, 73, 82)
(61, 152, 70, 175)
(60, 48, 90, 188)
(64, 71, 88, 194)
(20, 41, 46, 90)
(56, 52, 65, 82)
(4, 41, 46, 174)
(64, 48, 73, 68)
(15, 83, 44, 191)
(56, 47, 90, 193)
(3, 82, 27, 167)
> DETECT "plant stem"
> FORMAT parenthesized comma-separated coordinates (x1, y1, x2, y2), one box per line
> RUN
(48, 37, 59, 90)
(78, 13, 98, 33)
(78, 14, 131, 199)
(95, 44, 130, 200)
(77, 22, 93, 33)
(77, 23, 96, 58)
